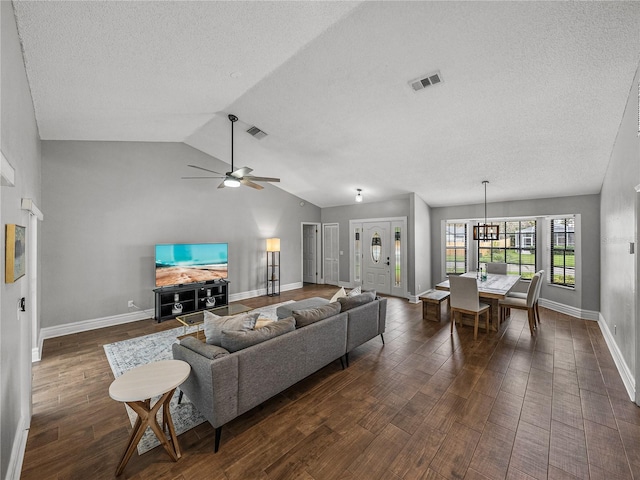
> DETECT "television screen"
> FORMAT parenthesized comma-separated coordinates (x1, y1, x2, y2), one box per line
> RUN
(155, 243, 228, 287)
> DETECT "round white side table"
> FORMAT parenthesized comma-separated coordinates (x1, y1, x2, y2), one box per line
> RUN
(109, 359, 190, 476)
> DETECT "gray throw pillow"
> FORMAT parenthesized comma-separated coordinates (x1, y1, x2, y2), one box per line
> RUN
(292, 301, 341, 328)
(179, 336, 230, 359)
(338, 291, 376, 311)
(203, 310, 259, 346)
(220, 316, 296, 352)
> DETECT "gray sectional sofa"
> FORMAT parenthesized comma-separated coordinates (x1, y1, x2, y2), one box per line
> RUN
(172, 294, 387, 452)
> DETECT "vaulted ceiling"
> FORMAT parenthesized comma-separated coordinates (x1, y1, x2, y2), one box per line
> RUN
(12, 1, 640, 207)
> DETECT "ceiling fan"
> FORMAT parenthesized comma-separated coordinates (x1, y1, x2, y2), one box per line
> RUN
(182, 114, 280, 190)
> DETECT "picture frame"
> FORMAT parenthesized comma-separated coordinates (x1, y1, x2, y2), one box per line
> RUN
(6, 224, 25, 283)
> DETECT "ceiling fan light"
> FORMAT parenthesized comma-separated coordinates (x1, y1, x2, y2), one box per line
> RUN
(224, 177, 241, 188)
(355, 189, 363, 203)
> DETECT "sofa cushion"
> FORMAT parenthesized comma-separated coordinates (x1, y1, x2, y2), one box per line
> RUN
(338, 291, 376, 311)
(203, 310, 259, 346)
(178, 336, 230, 359)
(292, 302, 341, 328)
(330, 287, 347, 303)
(220, 317, 296, 352)
(276, 297, 329, 319)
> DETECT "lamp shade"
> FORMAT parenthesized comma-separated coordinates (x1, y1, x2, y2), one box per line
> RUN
(266, 238, 280, 252)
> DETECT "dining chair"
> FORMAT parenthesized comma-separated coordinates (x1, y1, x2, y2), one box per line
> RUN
(506, 269, 544, 325)
(486, 262, 508, 275)
(499, 272, 541, 335)
(449, 275, 491, 340)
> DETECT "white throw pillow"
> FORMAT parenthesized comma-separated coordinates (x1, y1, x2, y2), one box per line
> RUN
(203, 310, 259, 346)
(330, 287, 347, 303)
(347, 286, 362, 297)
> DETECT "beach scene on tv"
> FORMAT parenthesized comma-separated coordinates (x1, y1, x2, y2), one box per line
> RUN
(155, 243, 228, 287)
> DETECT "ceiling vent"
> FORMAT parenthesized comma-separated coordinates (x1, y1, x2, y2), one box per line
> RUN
(246, 126, 268, 140)
(409, 71, 443, 92)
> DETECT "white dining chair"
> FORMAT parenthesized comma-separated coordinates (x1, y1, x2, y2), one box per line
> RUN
(499, 272, 541, 335)
(449, 275, 491, 340)
(486, 262, 508, 275)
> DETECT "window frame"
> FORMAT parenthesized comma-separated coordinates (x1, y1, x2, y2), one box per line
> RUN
(478, 220, 537, 279)
(550, 217, 575, 288)
(445, 222, 467, 275)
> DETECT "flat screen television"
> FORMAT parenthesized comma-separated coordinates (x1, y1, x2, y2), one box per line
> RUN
(155, 243, 228, 288)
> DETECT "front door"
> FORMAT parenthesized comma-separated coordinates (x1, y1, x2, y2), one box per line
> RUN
(363, 222, 391, 295)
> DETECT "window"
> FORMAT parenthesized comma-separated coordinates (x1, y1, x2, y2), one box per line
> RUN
(446, 222, 467, 274)
(479, 220, 536, 278)
(551, 217, 575, 287)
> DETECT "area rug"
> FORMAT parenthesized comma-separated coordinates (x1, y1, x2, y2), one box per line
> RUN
(103, 300, 294, 455)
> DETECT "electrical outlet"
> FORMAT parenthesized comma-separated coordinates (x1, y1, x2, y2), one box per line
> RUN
(128, 300, 134, 308)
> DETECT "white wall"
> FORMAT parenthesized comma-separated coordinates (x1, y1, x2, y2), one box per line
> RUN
(430, 194, 601, 312)
(1, 2, 42, 478)
(600, 64, 639, 392)
(41, 140, 320, 328)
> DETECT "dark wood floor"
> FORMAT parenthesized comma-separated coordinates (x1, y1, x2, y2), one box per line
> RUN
(21, 284, 640, 479)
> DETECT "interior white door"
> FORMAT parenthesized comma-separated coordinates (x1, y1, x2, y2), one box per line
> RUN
(323, 224, 339, 286)
(302, 224, 317, 283)
(363, 222, 391, 294)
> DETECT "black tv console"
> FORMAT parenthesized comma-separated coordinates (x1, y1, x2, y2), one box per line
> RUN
(153, 280, 229, 322)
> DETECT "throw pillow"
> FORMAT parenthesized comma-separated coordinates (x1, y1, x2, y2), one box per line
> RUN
(254, 318, 275, 329)
(179, 336, 230, 359)
(221, 317, 295, 352)
(330, 287, 347, 303)
(203, 310, 259, 346)
(338, 291, 376, 311)
(347, 286, 362, 297)
(292, 301, 341, 328)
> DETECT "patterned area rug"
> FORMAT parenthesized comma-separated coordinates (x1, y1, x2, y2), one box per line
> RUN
(103, 300, 294, 455)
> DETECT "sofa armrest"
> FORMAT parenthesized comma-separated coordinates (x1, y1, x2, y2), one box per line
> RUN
(377, 297, 387, 335)
(172, 342, 239, 428)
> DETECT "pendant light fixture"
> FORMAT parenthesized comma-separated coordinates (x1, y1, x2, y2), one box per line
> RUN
(355, 188, 363, 203)
(473, 180, 499, 240)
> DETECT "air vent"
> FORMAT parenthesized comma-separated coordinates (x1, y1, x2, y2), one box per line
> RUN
(246, 126, 268, 140)
(409, 70, 443, 92)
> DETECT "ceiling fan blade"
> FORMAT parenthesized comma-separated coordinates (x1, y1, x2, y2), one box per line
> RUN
(244, 175, 280, 183)
(217, 180, 226, 189)
(230, 166, 253, 178)
(240, 178, 264, 190)
(181, 176, 225, 179)
(188, 164, 224, 175)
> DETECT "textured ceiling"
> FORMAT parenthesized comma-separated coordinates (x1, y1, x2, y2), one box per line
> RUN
(12, 1, 640, 208)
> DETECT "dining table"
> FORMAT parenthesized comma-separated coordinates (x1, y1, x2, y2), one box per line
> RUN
(435, 272, 521, 328)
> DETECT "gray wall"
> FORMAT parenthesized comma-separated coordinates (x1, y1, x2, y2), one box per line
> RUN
(410, 193, 432, 296)
(600, 65, 639, 380)
(430, 194, 601, 312)
(321, 197, 410, 285)
(41, 141, 320, 327)
(1, 1, 42, 477)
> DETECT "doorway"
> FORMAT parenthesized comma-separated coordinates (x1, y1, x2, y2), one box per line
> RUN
(323, 223, 339, 286)
(301, 223, 320, 284)
(350, 217, 407, 298)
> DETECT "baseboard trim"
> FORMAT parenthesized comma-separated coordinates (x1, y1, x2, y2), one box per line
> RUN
(598, 313, 635, 402)
(36, 283, 304, 354)
(538, 298, 599, 321)
(6, 415, 29, 480)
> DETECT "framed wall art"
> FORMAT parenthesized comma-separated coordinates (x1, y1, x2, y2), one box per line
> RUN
(6, 224, 25, 283)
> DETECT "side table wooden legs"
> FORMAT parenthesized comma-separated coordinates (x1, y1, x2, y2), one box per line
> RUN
(115, 388, 181, 476)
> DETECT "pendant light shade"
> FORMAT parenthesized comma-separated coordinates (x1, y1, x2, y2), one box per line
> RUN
(473, 180, 499, 240)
